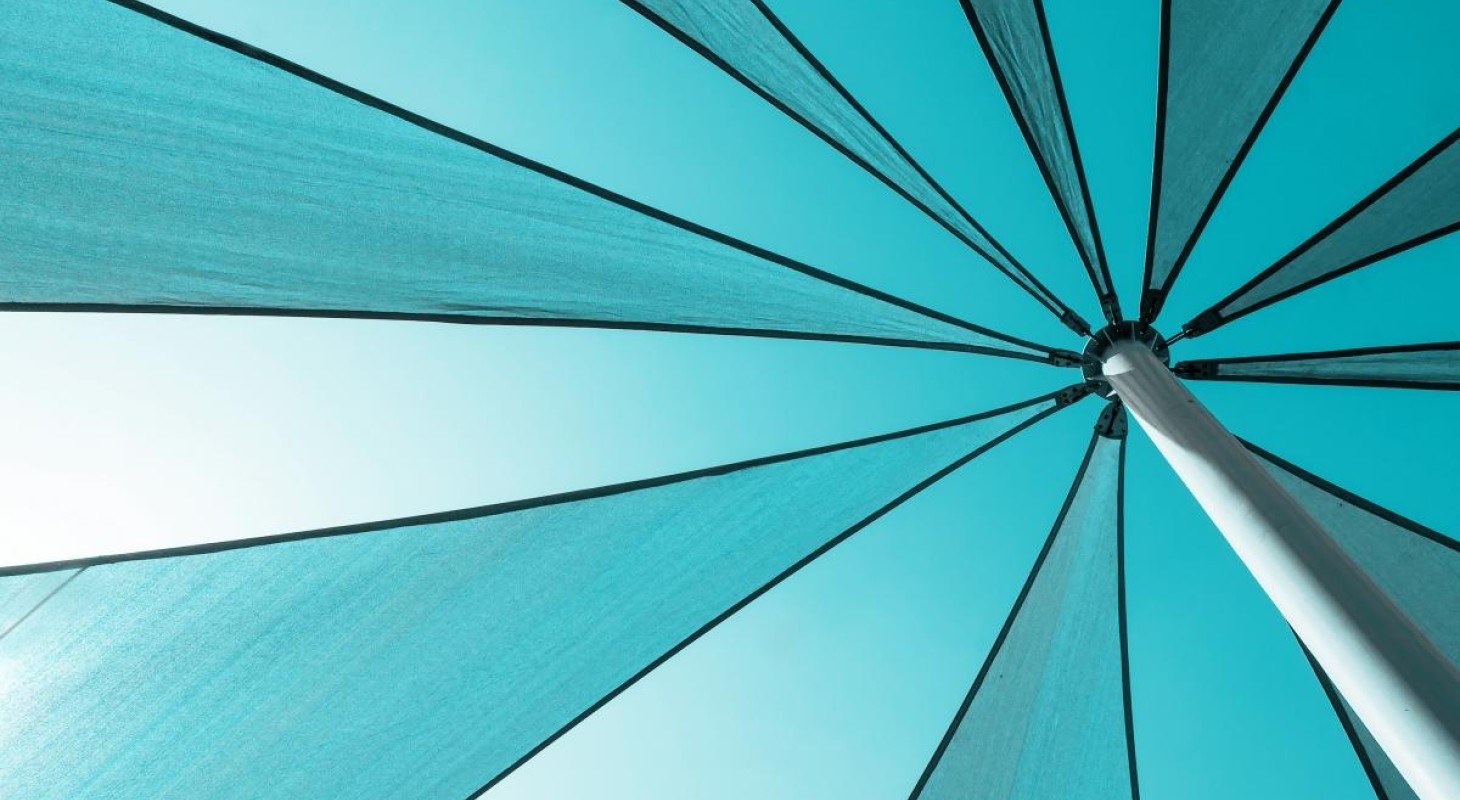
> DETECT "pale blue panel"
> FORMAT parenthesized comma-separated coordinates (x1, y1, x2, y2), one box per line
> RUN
(967, 0, 1112, 308)
(625, 0, 1070, 320)
(0, 0, 1035, 356)
(0, 571, 78, 639)
(1201, 344, 1460, 389)
(0, 399, 1054, 799)
(1215, 134, 1460, 321)
(1149, 0, 1332, 299)
(917, 434, 1131, 799)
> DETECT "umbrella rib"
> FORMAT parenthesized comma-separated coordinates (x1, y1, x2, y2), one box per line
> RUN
(961, 0, 1119, 323)
(464, 392, 1083, 799)
(618, 0, 1092, 336)
(1115, 423, 1143, 800)
(66, 0, 1059, 362)
(1174, 341, 1460, 391)
(0, 303, 1071, 366)
(1297, 639, 1393, 800)
(0, 387, 1088, 578)
(1140, 0, 1341, 323)
(906, 423, 1102, 800)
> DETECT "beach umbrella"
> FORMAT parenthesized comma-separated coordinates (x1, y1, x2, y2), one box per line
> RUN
(0, 1, 1456, 798)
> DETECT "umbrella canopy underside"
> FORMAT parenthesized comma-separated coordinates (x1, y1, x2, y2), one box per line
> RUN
(0, 0, 1456, 798)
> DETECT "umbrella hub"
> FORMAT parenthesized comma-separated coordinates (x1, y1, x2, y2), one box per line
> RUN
(1080, 321, 1170, 396)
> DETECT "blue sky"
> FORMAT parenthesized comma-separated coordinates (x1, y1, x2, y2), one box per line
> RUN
(2, 1, 1457, 797)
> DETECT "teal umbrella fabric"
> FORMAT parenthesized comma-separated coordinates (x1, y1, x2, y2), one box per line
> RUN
(0, 1, 1456, 798)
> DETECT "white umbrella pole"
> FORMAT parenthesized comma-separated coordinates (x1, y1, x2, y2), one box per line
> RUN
(1101, 338, 1460, 800)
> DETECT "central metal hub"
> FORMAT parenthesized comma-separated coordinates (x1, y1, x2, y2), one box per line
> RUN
(1081, 320, 1170, 397)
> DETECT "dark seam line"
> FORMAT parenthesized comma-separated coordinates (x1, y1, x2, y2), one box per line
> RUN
(1139, 0, 1173, 323)
(744, 0, 1085, 330)
(1188, 129, 1460, 334)
(962, 0, 1105, 318)
(1115, 433, 1142, 800)
(1033, 0, 1120, 322)
(616, 0, 1083, 332)
(100, 0, 1041, 352)
(1146, 0, 1341, 322)
(0, 387, 1080, 578)
(1179, 341, 1460, 366)
(0, 303, 1063, 364)
(1200, 219, 1460, 332)
(1180, 374, 1460, 392)
(1239, 438, 1460, 554)
(0, 569, 86, 643)
(469, 398, 1083, 799)
(1296, 638, 1391, 800)
(907, 426, 1102, 800)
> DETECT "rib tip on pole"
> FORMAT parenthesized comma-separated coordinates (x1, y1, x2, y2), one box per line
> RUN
(1047, 348, 1085, 368)
(1095, 401, 1127, 439)
(1079, 321, 1171, 398)
(1061, 308, 1093, 338)
(1171, 360, 1212, 379)
(1100, 294, 1124, 327)
(1182, 308, 1223, 339)
(1055, 383, 1097, 406)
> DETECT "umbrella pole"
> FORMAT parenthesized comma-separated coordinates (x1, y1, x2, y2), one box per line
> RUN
(1100, 338, 1460, 800)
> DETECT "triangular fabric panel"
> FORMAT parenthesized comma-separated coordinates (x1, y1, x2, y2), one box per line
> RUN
(1142, 0, 1335, 321)
(1189, 131, 1460, 334)
(1249, 441, 1460, 800)
(0, 570, 78, 640)
(621, 0, 1084, 332)
(1175, 342, 1460, 391)
(0, 0, 1048, 360)
(910, 415, 1136, 800)
(0, 394, 1068, 800)
(963, 0, 1117, 322)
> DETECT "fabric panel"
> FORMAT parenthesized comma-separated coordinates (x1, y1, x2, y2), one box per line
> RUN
(630, 0, 936, 220)
(1145, 0, 1333, 315)
(1176, 343, 1460, 390)
(0, 0, 1041, 357)
(625, 0, 1077, 326)
(966, 0, 1113, 316)
(0, 571, 79, 639)
(0, 397, 1056, 800)
(915, 433, 1132, 800)
(1208, 132, 1460, 324)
